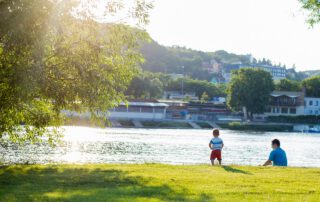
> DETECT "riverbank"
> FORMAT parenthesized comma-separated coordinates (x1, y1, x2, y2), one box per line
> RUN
(218, 122, 293, 132)
(1, 164, 319, 201)
(65, 117, 302, 132)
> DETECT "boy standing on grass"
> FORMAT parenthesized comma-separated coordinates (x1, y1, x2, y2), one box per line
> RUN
(209, 129, 224, 165)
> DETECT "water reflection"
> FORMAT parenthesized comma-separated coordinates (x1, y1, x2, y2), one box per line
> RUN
(1, 126, 320, 167)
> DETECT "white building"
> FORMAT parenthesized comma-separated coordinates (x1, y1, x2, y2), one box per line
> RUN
(262, 91, 320, 117)
(163, 91, 198, 100)
(108, 102, 168, 120)
(304, 97, 320, 115)
(240, 65, 286, 80)
(264, 91, 305, 116)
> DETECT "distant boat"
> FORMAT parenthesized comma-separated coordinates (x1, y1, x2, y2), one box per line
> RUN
(308, 128, 320, 133)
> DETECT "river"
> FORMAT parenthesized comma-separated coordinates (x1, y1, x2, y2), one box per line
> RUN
(1, 126, 320, 167)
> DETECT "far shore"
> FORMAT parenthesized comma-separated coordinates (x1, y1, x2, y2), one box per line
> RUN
(64, 117, 313, 132)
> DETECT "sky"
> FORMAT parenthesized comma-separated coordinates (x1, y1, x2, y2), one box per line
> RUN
(146, 0, 320, 71)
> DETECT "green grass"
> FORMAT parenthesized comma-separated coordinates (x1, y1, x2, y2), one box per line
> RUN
(142, 121, 192, 128)
(1, 164, 320, 202)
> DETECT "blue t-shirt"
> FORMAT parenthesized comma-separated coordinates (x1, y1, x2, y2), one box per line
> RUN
(269, 147, 287, 166)
(209, 137, 223, 150)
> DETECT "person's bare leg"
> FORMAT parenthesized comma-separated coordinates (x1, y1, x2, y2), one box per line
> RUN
(211, 160, 214, 166)
(218, 159, 222, 165)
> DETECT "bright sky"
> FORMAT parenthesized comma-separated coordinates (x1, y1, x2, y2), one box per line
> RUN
(146, 0, 320, 71)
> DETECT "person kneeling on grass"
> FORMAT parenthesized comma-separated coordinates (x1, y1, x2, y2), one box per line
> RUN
(263, 139, 287, 167)
(209, 129, 224, 165)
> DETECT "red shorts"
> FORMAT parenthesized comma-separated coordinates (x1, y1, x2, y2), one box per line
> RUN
(210, 150, 222, 160)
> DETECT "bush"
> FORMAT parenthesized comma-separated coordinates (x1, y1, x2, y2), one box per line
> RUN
(218, 122, 292, 132)
(267, 115, 320, 124)
(229, 122, 241, 127)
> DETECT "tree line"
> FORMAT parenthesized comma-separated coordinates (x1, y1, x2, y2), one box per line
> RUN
(126, 70, 320, 101)
(125, 71, 227, 100)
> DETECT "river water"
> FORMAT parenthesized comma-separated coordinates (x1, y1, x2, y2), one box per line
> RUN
(1, 126, 320, 167)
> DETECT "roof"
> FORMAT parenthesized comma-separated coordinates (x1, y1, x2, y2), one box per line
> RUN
(270, 91, 303, 98)
(118, 102, 168, 107)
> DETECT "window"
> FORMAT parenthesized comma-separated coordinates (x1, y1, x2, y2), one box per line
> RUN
(115, 106, 127, 112)
(315, 110, 319, 115)
(290, 108, 296, 114)
(316, 101, 319, 106)
(141, 107, 153, 113)
(154, 108, 165, 113)
(128, 107, 140, 112)
(309, 110, 313, 114)
(309, 100, 313, 106)
(281, 107, 288, 114)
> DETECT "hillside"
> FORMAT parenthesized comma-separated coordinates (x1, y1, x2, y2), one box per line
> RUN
(140, 40, 281, 80)
(140, 39, 317, 81)
(140, 40, 254, 81)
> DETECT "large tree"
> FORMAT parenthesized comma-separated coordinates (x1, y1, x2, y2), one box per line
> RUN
(126, 71, 164, 99)
(0, 0, 152, 144)
(227, 68, 274, 119)
(275, 79, 301, 91)
(302, 76, 320, 97)
(166, 77, 225, 99)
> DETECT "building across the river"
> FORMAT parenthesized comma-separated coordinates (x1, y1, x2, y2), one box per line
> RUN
(163, 91, 198, 101)
(221, 64, 287, 82)
(240, 64, 286, 80)
(304, 97, 320, 115)
(254, 89, 320, 120)
(108, 100, 168, 120)
(187, 102, 231, 121)
(265, 91, 305, 116)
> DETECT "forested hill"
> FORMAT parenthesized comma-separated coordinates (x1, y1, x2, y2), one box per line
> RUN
(140, 40, 271, 80)
(139, 39, 319, 81)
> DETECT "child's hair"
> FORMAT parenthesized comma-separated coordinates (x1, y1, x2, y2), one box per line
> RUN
(272, 139, 280, 147)
(212, 128, 220, 136)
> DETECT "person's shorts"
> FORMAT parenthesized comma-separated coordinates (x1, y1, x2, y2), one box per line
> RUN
(210, 149, 222, 160)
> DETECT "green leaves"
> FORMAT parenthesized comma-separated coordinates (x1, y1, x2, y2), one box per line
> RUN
(0, 0, 152, 144)
(126, 71, 164, 99)
(299, 0, 320, 27)
(275, 79, 301, 91)
(302, 76, 320, 97)
(227, 68, 274, 117)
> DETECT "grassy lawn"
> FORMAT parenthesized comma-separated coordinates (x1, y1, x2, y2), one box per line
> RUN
(1, 164, 320, 202)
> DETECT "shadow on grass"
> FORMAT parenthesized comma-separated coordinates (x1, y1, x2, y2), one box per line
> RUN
(222, 166, 252, 175)
(0, 165, 213, 201)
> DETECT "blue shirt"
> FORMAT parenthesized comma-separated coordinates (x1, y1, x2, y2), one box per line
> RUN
(269, 147, 287, 166)
(209, 137, 223, 150)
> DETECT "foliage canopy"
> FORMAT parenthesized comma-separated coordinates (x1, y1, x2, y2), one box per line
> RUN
(300, 0, 320, 26)
(0, 0, 152, 144)
(227, 68, 274, 118)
